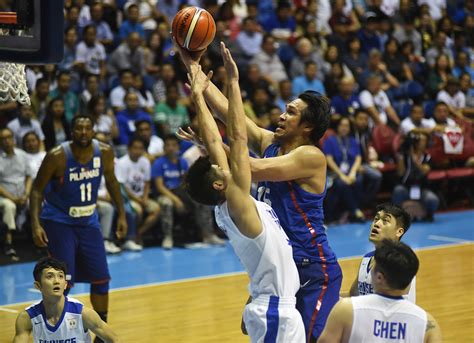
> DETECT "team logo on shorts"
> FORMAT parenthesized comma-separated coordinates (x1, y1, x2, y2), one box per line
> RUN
(66, 317, 77, 329)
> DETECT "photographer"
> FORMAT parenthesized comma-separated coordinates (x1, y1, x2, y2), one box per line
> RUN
(392, 132, 439, 221)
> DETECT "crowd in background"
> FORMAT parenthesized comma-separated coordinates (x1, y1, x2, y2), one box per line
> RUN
(0, 0, 473, 260)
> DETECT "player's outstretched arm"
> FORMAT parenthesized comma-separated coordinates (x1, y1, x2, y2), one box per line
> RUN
(12, 311, 32, 343)
(175, 41, 273, 156)
(318, 298, 353, 343)
(424, 312, 442, 343)
(82, 307, 122, 343)
(101, 144, 128, 240)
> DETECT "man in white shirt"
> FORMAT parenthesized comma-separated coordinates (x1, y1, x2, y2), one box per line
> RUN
(250, 34, 288, 85)
(22, 132, 46, 179)
(7, 105, 45, 151)
(400, 104, 436, 136)
(110, 69, 138, 113)
(115, 137, 160, 246)
(319, 239, 442, 343)
(134, 120, 163, 162)
(359, 74, 400, 127)
(76, 25, 106, 79)
(436, 77, 466, 117)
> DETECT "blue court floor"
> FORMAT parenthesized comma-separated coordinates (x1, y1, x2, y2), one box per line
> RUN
(0, 210, 472, 306)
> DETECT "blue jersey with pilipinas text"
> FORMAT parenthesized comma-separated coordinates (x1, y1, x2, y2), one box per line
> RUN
(257, 143, 337, 263)
(40, 140, 103, 227)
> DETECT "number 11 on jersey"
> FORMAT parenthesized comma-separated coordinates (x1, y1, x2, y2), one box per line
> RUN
(80, 182, 92, 202)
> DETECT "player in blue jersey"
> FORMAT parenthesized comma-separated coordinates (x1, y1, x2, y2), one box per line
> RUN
(176, 45, 341, 342)
(30, 115, 127, 343)
(13, 257, 121, 343)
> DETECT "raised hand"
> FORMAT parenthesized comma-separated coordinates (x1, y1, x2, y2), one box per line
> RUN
(220, 41, 239, 81)
(187, 64, 213, 96)
(173, 36, 207, 68)
(176, 126, 205, 148)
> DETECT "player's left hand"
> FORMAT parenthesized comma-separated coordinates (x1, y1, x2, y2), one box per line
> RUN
(116, 215, 128, 240)
(220, 42, 239, 81)
(187, 64, 213, 96)
(176, 126, 206, 149)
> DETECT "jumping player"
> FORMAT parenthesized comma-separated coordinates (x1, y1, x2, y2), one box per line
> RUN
(30, 115, 127, 343)
(349, 203, 416, 302)
(318, 240, 442, 343)
(13, 257, 121, 343)
(177, 43, 341, 341)
(185, 43, 305, 342)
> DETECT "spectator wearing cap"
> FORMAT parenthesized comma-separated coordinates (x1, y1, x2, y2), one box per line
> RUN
(292, 61, 326, 96)
(119, 4, 145, 40)
(393, 16, 422, 56)
(7, 105, 45, 151)
(357, 12, 382, 55)
(250, 34, 288, 85)
(330, 76, 361, 120)
(107, 32, 146, 77)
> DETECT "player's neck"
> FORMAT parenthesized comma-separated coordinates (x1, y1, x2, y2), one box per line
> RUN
(43, 295, 66, 321)
(375, 288, 406, 298)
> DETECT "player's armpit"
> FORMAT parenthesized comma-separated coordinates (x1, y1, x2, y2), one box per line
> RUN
(317, 299, 352, 343)
(226, 186, 262, 239)
(424, 312, 442, 343)
(13, 311, 32, 343)
(349, 275, 359, 297)
(82, 307, 122, 343)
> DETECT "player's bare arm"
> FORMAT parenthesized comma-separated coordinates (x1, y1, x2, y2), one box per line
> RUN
(82, 306, 122, 343)
(12, 310, 32, 343)
(424, 312, 442, 343)
(349, 275, 359, 297)
(318, 298, 353, 343)
(220, 42, 262, 238)
(30, 146, 65, 247)
(101, 143, 127, 239)
(175, 41, 273, 155)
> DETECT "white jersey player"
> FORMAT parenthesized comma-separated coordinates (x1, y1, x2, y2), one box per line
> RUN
(13, 257, 121, 343)
(319, 240, 442, 343)
(349, 204, 416, 302)
(183, 43, 305, 342)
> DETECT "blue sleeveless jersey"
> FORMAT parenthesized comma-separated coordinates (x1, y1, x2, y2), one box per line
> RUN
(257, 144, 337, 263)
(40, 140, 103, 227)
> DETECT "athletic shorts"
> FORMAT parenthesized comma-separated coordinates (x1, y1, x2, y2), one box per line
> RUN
(243, 295, 305, 343)
(296, 260, 342, 342)
(42, 219, 110, 286)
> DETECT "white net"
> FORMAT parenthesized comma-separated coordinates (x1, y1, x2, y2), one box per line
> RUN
(0, 61, 30, 105)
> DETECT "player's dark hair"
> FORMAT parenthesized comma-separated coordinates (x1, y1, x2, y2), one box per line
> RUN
(297, 91, 330, 144)
(186, 156, 225, 206)
(72, 115, 94, 129)
(33, 257, 67, 282)
(374, 239, 419, 290)
(375, 203, 411, 236)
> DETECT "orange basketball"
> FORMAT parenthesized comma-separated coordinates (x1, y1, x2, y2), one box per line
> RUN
(172, 7, 216, 51)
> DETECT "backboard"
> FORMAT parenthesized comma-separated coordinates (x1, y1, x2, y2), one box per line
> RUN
(0, 0, 64, 64)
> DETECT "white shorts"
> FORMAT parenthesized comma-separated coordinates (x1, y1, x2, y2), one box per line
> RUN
(243, 295, 305, 343)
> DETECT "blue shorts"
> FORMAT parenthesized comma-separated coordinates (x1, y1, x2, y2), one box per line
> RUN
(42, 219, 110, 287)
(295, 259, 342, 342)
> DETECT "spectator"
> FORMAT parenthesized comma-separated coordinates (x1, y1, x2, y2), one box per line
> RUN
(110, 69, 137, 112)
(87, 95, 119, 142)
(29, 78, 51, 123)
(425, 31, 454, 68)
(261, 1, 296, 38)
(436, 76, 465, 117)
(243, 87, 273, 128)
(266, 105, 283, 132)
(115, 137, 159, 248)
(393, 16, 422, 56)
(330, 76, 361, 120)
(357, 12, 382, 54)
(427, 54, 452, 98)
(116, 92, 154, 147)
(85, 2, 113, 50)
(328, 0, 361, 44)
(154, 85, 189, 136)
(76, 0, 91, 28)
(427, 101, 460, 132)
(359, 74, 401, 127)
(289, 37, 325, 80)
(0, 128, 32, 261)
(418, 0, 446, 21)
(119, 3, 145, 40)
(7, 105, 45, 151)
(292, 61, 326, 96)
(58, 27, 80, 73)
(152, 63, 186, 103)
(324, 117, 365, 222)
(107, 32, 146, 76)
(48, 71, 79, 123)
(79, 73, 102, 113)
(275, 79, 294, 113)
(352, 110, 382, 208)
(343, 36, 368, 79)
(250, 34, 288, 85)
(22, 132, 46, 179)
(383, 38, 413, 83)
(152, 135, 224, 249)
(400, 41, 427, 84)
(325, 62, 349, 98)
(393, 132, 439, 221)
(133, 73, 155, 114)
(322, 45, 353, 80)
(358, 49, 400, 91)
(240, 63, 274, 101)
(236, 17, 263, 58)
(452, 51, 474, 80)
(135, 120, 164, 163)
(41, 98, 71, 151)
(76, 25, 107, 80)
(65, 5, 81, 36)
(400, 104, 436, 136)
(144, 31, 163, 76)
(131, 0, 162, 35)
(459, 73, 474, 110)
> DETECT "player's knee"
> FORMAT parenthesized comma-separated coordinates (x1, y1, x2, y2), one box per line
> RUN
(91, 281, 109, 295)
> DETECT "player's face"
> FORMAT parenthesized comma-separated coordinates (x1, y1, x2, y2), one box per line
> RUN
(72, 119, 94, 147)
(274, 99, 308, 142)
(35, 267, 67, 299)
(369, 210, 404, 244)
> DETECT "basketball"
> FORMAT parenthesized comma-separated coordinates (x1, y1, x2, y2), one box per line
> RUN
(172, 7, 216, 51)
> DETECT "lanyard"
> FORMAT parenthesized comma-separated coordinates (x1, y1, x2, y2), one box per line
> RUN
(336, 136, 350, 162)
